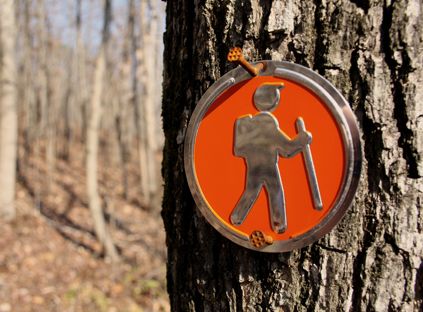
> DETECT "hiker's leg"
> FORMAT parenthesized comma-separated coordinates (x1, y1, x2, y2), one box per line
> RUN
(231, 171, 262, 226)
(264, 167, 286, 233)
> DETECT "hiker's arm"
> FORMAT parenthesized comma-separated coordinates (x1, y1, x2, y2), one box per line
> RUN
(277, 131, 311, 158)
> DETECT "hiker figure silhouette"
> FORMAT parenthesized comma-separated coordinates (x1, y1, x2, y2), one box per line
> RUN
(231, 83, 312, 233)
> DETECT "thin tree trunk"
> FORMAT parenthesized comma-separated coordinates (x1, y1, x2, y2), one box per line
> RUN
(21, 0, 34, 162)
(76, 0, 88, 145)
(143, 0, 159, 196)
(46, 38, 56, 191)
(61, 61, 73, 161)
(162, 0, 422, 311)
(36, 0, 49, 145)
(35, 0, 55, 193)
(114, 0, 136, 201)
(135, 0, 150, 205)
(0, 0, 18, 220)
(137, 0, 159, 206)
(154, 3, 164, 148)
(86, 0, 118, 261)
(114, 111, 129, 200)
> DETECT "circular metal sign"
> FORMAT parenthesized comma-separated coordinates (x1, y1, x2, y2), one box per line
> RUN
(184, 61, 361, 252)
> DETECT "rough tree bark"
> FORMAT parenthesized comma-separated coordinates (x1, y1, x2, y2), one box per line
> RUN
(162, 0, 422, 311)
(86, 0, 118, 261)
(0, 0, 18, 220)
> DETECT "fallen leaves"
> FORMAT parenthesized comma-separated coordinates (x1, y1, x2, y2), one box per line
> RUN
(0, 143, 168, 311)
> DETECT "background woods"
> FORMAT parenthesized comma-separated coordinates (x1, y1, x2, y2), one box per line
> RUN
(0, 0, 168, 310)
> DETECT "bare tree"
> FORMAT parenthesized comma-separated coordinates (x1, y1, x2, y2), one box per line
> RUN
(86, 0, 118, 261)
(112, 0, 137, 201)
(137, 0, 159, 206)
(19, 0, 35, 162)
(75, 0, 89, 145)
(0, 0, 18, 220)
(162, 0, 423, 310)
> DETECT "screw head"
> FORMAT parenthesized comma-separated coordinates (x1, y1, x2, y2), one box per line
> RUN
(250, 230, 273, 248)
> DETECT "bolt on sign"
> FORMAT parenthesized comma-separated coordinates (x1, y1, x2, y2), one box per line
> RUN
(184, 48, 362, 252)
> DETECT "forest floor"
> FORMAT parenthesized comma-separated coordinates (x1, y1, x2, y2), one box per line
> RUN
(0, 141, 169, 312)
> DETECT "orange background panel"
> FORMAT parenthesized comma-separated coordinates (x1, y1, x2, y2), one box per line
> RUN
(194, 76, 345, 241)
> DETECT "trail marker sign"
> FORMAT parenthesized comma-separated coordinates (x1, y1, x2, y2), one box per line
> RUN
(184, 48, 361, 252)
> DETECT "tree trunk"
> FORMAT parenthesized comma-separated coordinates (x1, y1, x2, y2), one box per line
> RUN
(162, 0, 422, 311)
(114, 0, 137, 201)
(0, 0, 18, 220)
(76, 0, 88, 145)
(137, 0, 159, 206)
(20, 0, 35, 162)
(86, 0, 118, 261)
(129, 0, 150, 204)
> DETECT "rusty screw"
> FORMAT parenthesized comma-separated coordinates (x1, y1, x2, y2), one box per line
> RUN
(227, 47, 264, 76)
(249, 230, 274, 248)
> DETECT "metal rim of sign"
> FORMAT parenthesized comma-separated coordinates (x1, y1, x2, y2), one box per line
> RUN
(184, 61, 362, 252)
